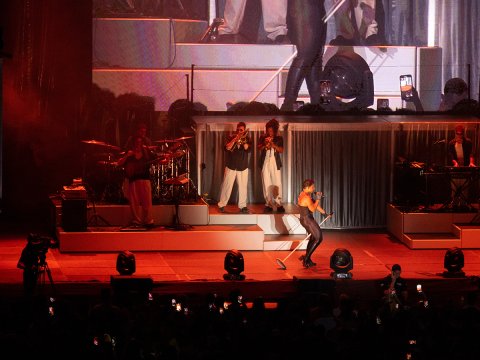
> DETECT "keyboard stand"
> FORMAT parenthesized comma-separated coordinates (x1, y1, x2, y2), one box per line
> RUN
(440, 168, 479, 212)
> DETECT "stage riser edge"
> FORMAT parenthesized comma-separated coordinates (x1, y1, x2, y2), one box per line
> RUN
(57, 225, 264, 252)
(387, 203, 480, 249)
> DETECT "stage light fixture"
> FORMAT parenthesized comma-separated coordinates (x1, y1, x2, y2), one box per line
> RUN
(330, 248, 353, 279)
(116, 250, 136, 275)
(223, 249, 245, 280)
(443, 247, 465, 278)
(320, 50, 374, 110)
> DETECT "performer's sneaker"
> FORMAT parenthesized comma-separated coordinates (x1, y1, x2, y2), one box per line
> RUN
(264, 206, 273, 213)
(240, 207, 249, 214)
(276, 206, 285, 213)
(219, 206, 225, 213)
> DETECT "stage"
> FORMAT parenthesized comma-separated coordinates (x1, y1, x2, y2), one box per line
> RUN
(2, 213, 480, 308)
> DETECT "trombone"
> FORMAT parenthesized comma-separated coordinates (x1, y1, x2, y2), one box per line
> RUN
(228, 128, 249, 151)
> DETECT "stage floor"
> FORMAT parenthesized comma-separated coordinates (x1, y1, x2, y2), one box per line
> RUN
(2, 217, 480, 306)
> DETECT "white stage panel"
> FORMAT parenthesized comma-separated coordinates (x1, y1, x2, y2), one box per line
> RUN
(93, 18, 208, 68)
(93, 69, 283, 111)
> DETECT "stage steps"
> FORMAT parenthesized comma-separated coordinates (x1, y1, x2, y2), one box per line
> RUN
(209, 212, 306, 235)
(53, 200, 307, 252)
(387, 203, 480, 249)
(453, 224, 480, 248)
(57, 229, 312, 253)
(402, 233, 461, 250)
(56, 223, 308, 253)
(57, 224, 264, 252)
(263, 234, 309, 251)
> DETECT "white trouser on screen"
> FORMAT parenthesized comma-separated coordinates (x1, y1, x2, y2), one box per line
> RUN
(218, 0, 287, 41)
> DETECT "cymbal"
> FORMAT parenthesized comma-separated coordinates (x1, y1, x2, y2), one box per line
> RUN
(95, 152, 117, 157)
(154, 139, 178, 143)
(172, 149, 186, 158)
(169, 142, 183, 151)
(164, 174, 189, 185)
(174, 136, 194, 141)
(156, 151, 173, 158)
(156, 157, 170, 165)
(97, 160, 118, 166)
(82, 139, 121, 151)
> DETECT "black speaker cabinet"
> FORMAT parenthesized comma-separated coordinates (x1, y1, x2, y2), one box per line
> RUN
(61, 198, 87, 231)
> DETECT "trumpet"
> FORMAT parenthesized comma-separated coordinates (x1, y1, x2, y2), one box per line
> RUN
(264, 135, 274, 150)
(229, 128, 249, 150)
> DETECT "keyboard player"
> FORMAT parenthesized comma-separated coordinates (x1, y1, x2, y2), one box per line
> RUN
(447, 124, 476, 209)
(448, 125, 475, 168)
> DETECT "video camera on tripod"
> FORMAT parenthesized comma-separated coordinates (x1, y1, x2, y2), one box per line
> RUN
(17, 233, 57, 271)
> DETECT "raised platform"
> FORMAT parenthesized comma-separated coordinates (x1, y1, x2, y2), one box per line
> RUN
(54, 202, 308, 253)
(50, 197, 210, 227)
(386, 203, 480, 249)
(57, 224, 265, 252)
(207, 203, 306, 234)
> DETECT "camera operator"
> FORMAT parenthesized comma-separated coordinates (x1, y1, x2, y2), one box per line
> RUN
(17, 233, 57, 296)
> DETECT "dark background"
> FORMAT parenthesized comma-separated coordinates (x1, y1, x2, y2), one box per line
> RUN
(1, 0, 92, 220)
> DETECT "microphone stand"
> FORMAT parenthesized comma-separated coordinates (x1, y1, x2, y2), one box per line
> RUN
(199, 18, 224, 43)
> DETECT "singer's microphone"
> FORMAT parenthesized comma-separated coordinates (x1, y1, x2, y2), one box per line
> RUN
(314, 192, 326, 198)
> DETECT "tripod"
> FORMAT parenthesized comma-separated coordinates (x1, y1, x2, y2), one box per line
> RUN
(87, 196, 111, 226)
(84, 181, 111, 226)
(23, 256, 56, 297)
(36, 260, 56, 296)
(165, 184, 192, 230)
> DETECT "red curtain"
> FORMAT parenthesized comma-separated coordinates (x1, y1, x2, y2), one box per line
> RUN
(1, 0, 92, 217)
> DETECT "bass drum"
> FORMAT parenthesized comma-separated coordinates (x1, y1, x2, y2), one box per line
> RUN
(93, 161, 128, 204)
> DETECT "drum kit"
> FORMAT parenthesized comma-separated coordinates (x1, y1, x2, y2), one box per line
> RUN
(150, 136, 193, 202)
(81, 136, 195, 204)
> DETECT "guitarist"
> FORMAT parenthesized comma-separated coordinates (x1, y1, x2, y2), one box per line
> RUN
(380, 263, 408, 314)
(117, 135, 155, 228)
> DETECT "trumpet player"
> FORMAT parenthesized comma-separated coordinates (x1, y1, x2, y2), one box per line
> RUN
(218, 122, 252, 214)
(258, 118, 285, 213)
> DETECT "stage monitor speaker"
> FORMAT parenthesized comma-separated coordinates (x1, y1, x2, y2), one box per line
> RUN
(61, 198, 87, 231)
(110, 275, 153, 302)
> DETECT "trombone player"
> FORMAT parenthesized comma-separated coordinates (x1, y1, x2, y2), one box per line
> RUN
(218, 122, 252, 214)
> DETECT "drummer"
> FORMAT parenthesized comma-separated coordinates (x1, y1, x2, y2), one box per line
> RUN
(117, 135, 155, 228)
(123, 122, 153, 150)
(121, 122, 154, 202)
